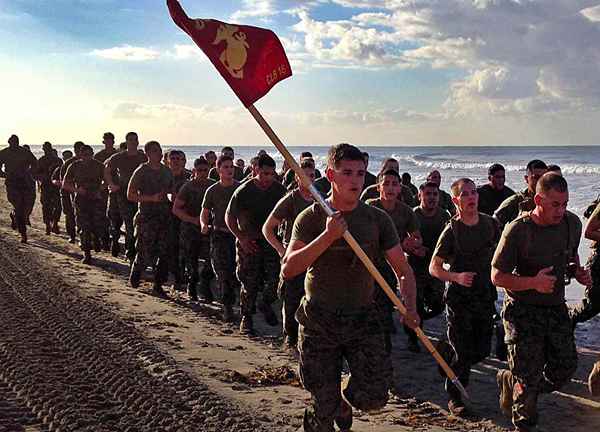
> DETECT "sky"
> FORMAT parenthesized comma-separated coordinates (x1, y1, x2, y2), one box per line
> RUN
(1, 0, 600, 147)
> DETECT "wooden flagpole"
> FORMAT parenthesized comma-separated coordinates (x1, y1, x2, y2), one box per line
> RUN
(246, 104, 469, 401)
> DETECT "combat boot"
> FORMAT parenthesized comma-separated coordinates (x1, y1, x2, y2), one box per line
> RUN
(45, 224, 52, 235)
(239, 315, 254, 335)
(52, 223, 60, 234)
(129, 268, 141, 288)
(68, 236, 77, 244)
(81, 251, 92, 264)
(111, 239, 120, 257)
(334, 398, 352, 431)
(152, 283, 168, 298)
(258, 301, 278, 326)
(447, 399, 466, 417)
(198, 282, 214, 303)
(588, 360, 600, 396)
(222, 304, 234, 322)
(187, 283, 199, 302)
(497, 369, 514, 417)
(20, 233, 27, 244)
(10, 212, 17, 230)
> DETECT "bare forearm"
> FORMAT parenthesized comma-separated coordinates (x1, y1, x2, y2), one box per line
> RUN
(262, 218, 285, 256)
(491, 269, 536, 292)
(225, 213, 243, 240)
(397, 266, 417, 312)
(429, 260, 459, 284)
(282, 233, 335, 278)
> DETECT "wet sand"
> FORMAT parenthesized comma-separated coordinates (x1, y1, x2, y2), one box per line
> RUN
(1, 183, 599, 432)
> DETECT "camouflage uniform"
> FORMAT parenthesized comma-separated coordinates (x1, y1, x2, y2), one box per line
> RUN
(105, 150, 147, 261)
(494, 188, 535, 227)
(94, 147, 119, 247)
(226, 179, 286, 318)
(432, 214, 499, 404)
(366, 198, 419, 351)
(406, 206, 451, 347)
(59, 156, 79, 240)
(0, 146, 37, 236)
(36, 152, 63, 227)
(493, 211, 581, 430)
(271, 189, 313, 343)
(203, 181, 241, 306)
(63, 159, 106, 252)
(571, 202, 600, 324)
(291, 201, 400, 431)
(129, 163, 173, 284)
(168, 171, 193, 286)
(175, 176, 215, 296)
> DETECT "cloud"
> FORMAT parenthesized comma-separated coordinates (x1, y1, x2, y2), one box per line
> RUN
(166, 44, 204, 60)
(90, 45, 160, 61)
(112, 102, 245, 126)
(287, 1, 600, 115)
(231, 0, 278, 22)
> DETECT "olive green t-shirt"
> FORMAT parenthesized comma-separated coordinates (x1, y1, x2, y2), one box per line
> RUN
(439, 189, 456, 216)
(408, 206, 451, 274)
(366, 198, 418, 241)
(492, 211, 582, 306)
(226, 180, 287, 239)
(291, 201, 400, 309)
(272, 189, 313, 247)
(202, 181, 240, 230)
(105, 150, 147, 190)
(37, 154, 63, 186)
(208, 165, 245, 182)
(177, 178, 215, 218)
(494, 189, 534, 227)
(128, 163, 173, 216)
(0, 146, 37, 184)
(64, 159, 105, 195)
(477, 184, 515, 216)
(94, 147, 118, 164)
(433, 213, 499, 303)
(360, 183, 417, 207)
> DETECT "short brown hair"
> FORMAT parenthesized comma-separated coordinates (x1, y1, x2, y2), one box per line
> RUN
(144, 140, 161, 153)
(327, 143, 365, 169)
(450, 178, 475, 197)
(536, 172, 567, 194)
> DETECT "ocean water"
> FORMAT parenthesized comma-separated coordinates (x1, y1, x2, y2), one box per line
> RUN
(30, 144, 600, 305)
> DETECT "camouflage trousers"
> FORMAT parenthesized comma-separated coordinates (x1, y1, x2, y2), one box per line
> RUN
(61, 191, 76, 239)
(117, 192, 138, 260)
(40, 184, 61, 226)
(278, 272, 305, 342)
(296, 298, 391, 432)
(236, 239, 279, 316)
(169, 217, 184, 284)
(211, 231, 238, 307)
(108, 192, 123, 243)
(179, 222, 215, 296)
(97, 190, 110, 246)
(502, 300, 577, 430)
(404, 272, 445, 345)
(74, 195, 105, 252)
(570, 250, 600, 323)
(6, 181, 35, 235)
(445, 296, 494, 402)
(132, 211, 170, 284)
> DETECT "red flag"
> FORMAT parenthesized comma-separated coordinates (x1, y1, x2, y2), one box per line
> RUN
(167, 0, 292, 107)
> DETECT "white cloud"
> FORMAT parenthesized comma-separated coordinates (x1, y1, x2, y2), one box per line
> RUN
(112, 102, 245, 126)
(231, 0, 278, 22)
(90, 45, 160, 61)
(287, 0, 600, 115)
(166, 44, 204, 60)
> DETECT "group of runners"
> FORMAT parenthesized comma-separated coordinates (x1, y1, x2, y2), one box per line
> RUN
(2, 134, 600, 432)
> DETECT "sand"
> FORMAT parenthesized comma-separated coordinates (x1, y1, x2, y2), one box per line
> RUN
(1, 182, 599, 432)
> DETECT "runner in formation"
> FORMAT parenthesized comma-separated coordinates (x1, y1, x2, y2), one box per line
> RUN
(3, 135, 600, 432)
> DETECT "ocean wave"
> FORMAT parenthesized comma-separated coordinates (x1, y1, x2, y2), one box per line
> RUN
(392, 154, 600, 176)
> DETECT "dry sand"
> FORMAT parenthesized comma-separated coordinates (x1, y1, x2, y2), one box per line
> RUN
(1, 182, 599, 432)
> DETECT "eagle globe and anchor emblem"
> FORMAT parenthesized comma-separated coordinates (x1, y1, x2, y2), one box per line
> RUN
(194, 19, 249, 79)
